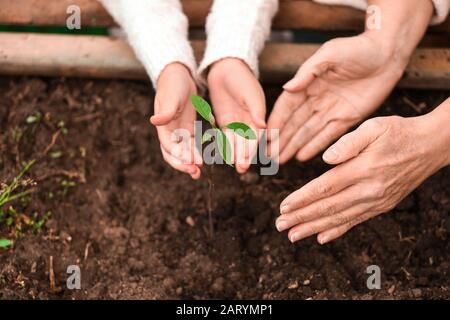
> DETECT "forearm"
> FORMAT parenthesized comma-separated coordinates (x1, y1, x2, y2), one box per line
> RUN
(364, 0, 433, 66)
(99, 0, 196, 88)
(198, 0, 278, 82)
(428, 98, 450, 167)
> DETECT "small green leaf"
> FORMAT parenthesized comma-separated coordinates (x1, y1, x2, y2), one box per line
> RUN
(190, 95, 215, 126)
(226, 122, 257, 140)
(215, 129, 232, 165)
(50, 151, 63, 159)
(201, 131, 213, 144)
(0, 239, 12, 248)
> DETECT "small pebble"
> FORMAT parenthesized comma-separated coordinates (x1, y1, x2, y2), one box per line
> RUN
(288, 280, 299, 289)
(211, 277, 225, 292)
(412, 288, 422, 298)
(162, 277, 175, 290)
(185, 216, 195, 227)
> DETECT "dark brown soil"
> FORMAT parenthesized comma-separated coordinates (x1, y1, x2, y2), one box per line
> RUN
(0, 77, 449, 300)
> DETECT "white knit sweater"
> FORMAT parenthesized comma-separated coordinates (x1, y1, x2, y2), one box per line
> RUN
(99, 0, 449, 88)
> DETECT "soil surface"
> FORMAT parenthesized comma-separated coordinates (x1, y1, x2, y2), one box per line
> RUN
(0, 77, 449, 300)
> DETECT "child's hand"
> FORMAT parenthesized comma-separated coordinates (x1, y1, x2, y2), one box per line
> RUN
(207, 58, 266, 173)
(150, 62, 202, 179)
(267, 34, 408, 164)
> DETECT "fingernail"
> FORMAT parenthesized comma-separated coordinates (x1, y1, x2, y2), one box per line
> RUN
(276, 220, 288, 232)
(289, 232, 300, 243)
(323, 146, 339, 162)
(280, 204, 290, 214)
(318, 235, 329, 245)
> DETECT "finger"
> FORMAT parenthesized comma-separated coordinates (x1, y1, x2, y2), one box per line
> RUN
(161, 147, 201, 179)
(275, 184, 363, 232)
(193, 125, 204, 167)
(267, 90, 307, 139)
(271, 100, 313, 159)
(317, 211, 378, 244)
(235, 132, 258, 174)
(150, 96, 180, 126)
(235, 134, 249, 174)
(280, 164, 358, 214)
(287, 203, 370, 243)
(242, 85, 267, 129)
(150, 111, 178, 126)
(323, 118, 386, 165)
(223, 128, 236, 166)
(278, 112, 325, 164)
(283, 46, 332, 92)
(295, 121, 348, 162)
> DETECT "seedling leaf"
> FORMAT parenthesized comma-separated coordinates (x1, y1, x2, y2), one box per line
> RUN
(0, 239, 12, 248)
(190, 95, 215, 126)
(214, 129, 232, 165)
(201, 131, 213, 144)
(226, 122, 257, 140)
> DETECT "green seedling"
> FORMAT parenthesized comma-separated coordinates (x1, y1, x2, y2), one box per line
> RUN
(57, 120, 69, 135)
(0, 160, 35, 208)
(0, 239, 12, 249)
(190, 95, 256, 165)
(26, 112, 42, 125)
(0, 161, 35, 249)
(190, 95, 257, 238)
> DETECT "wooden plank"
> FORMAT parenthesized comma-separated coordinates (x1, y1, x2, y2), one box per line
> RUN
(0, 0, 449, 33)
(0, 32, 449, 89)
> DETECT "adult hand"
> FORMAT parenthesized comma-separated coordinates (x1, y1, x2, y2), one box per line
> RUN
(267, 33, 407, 163)
(275, 103, 450, 244)
(208, 58, 266, 173)
(150, 62, 202, 179)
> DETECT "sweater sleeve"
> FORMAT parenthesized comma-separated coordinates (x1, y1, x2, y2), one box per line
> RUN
(99, 0, 197, 88)
(313, 0, 450, 25)
(197, 0, 279, 84)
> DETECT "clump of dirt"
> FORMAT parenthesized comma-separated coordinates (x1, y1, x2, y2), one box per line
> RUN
(0, 77, 449, 299)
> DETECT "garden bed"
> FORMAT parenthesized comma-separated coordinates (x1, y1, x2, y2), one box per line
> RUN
(0, 77, 449, 299)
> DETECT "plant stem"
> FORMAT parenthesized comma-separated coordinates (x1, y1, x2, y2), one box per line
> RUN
(207, 164, 214, 239)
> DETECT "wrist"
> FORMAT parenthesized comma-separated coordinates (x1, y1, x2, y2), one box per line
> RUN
(428, 99, 450, 167)
(363, 0, 433, 67)
(157, 62, 194, 87)
(417, 100, 450, 170)
(207, 57, 250, 83)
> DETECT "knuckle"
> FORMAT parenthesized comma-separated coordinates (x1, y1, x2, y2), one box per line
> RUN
(333, 213, 350, 226)
(372, 182, 387, 199)
(315, 182, 332, 197)
(361, 118, 381, 131)
(306, 225, 318, 236)
(294, 210, 305, 224)
(318, 200, 335, 217)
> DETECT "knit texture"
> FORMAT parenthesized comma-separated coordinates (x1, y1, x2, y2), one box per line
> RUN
(99, 0, 449, 89)
(99, 0, 197, 88)
(197, 0, 279, 85)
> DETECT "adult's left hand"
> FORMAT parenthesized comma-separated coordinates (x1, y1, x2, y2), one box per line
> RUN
(275, 106, 450, 244)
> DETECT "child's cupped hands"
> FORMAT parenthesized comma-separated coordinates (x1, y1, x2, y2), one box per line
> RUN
(207, 58, 266, 174)
(150, 62, 202, 179)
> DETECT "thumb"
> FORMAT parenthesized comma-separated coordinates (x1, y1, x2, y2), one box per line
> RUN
(150, 100, 180, 127)
(283, 45, 333, 92)
(322, 119, 384, 164)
